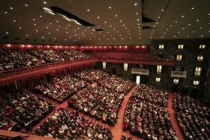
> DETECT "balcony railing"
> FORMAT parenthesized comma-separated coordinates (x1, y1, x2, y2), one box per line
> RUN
(171, 71, 187, 78)
(131, 68, 149, 75)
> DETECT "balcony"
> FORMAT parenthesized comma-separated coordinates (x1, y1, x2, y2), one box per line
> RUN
(131, 68, 149, 76)
(171, 71, 187, 78)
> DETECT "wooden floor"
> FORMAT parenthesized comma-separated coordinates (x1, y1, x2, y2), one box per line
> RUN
(1, 87, 185, 140)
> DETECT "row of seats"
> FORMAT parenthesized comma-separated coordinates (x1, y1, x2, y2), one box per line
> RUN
(123, 85, 176, 140)
(68, 84, 125, 126)
(98, 74, 135, 94)
(0, 90, 54, 132)
(35, 74, 87, 102)
(121, 134, 133, 140)
(173, 93, 210, 139)
(133, 84, 168, 107)
(35, 108, 113, 140)
(73, 69, 109, 83)
(0, 48, 93, 71)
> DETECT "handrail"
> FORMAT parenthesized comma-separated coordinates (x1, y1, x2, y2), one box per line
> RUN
(0, 58, 95, 79)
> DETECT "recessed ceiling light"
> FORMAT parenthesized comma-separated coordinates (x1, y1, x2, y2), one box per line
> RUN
(87, 9, 90, 12)
(48, 32, 51, 34)
(170, 25, 173, 27)
(209, 13, 210, 16)
(10, 7, 13, 10)
(104, 21, 107, 24)
(54, 38, 56, 40)
(25, 4, 28, 7)
(43, 1, 47, 4)
(182, 27, 185, 30)
(161, 36, 163, 38)
(191, 7, 194, 10)
(120, 20, 122, 22)
(200, 27, 202, 29)
(56, 20, 59, 23)
(178, 31, 180, 34)
(196, 19, 199, 22)
(97, 16, 100, 19)
(26, 34, 29, 37)
(201, 35, 204, 37)
(6, 32, 8, 34)
(109, 6, 111, 9)
(4, 11, 8, 14)
(40, 15, 42, 18)
(181, 15, 184, 18)
(161, 9, 164, 11)
(65, 39, 67, 41)
(158, 16, 160, 19)
(187, 35, 189, 37)
(175, 21, 178, 23)
(188, 24, 191, 26)
(136, 13, 138, 15)
(167, 29, 169, 30)
(193, 31, 195, 33)
(46, 26, 49, 29)
(33, 18, 35, 21)
(42, 36, 44, 39)
(134, 3, 137, 6)
(174, 36, 176, 38)
(19, 27, 22, 30)
(34, 24, 36, 26)
(13, 19, 16, 22)
(115, 14, 118, 17)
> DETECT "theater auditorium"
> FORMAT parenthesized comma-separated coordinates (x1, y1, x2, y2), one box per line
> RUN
(0, 0, 210, 140)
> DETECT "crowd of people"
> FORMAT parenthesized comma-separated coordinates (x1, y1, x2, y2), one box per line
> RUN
(35, 108, 113, 140)
(35, 74, 87, 102)
(0, 48, 93, 71)
(123, 84, 176, 139)
(74, 69, 109, 83)
(68, 84, 125, 126)
(0, 90, 54, 132)
(132, 84, 168, 107)
(98, 75, 135, 94)
(173, 93, 210, 139)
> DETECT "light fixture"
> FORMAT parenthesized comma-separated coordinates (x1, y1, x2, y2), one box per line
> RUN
(43, 7, 55, 15)
(25, 4, 28, 7)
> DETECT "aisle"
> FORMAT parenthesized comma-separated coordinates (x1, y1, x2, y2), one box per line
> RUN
(110, 86, 138, 140)
(167, 93, 184, 140)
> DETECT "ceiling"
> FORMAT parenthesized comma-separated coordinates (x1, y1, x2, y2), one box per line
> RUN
(0, 0, 210, 46)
